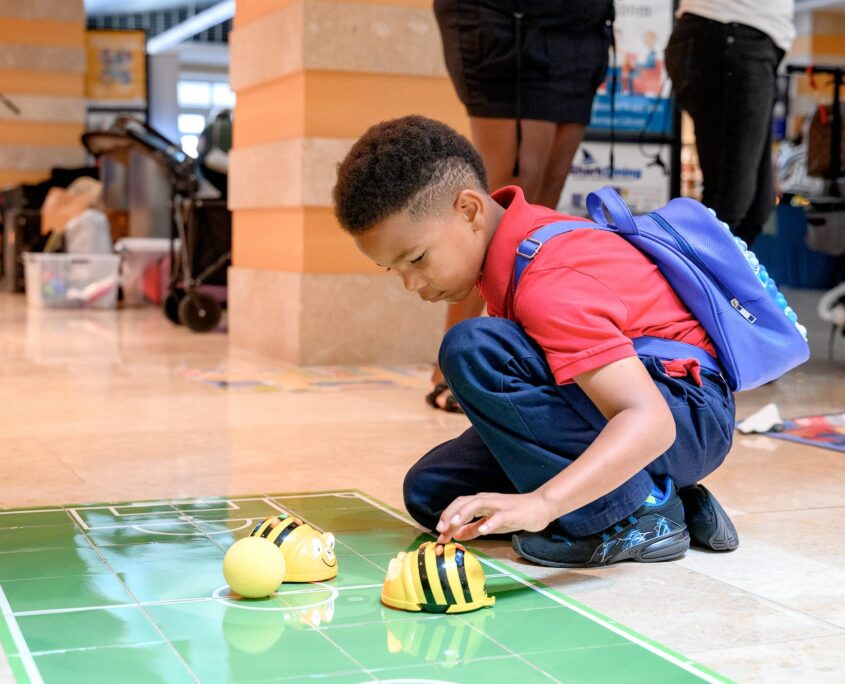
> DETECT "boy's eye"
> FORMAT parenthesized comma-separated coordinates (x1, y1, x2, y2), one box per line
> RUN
(411, 253, 426, 265)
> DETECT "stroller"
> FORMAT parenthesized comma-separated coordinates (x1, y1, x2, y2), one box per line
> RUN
(81, 117, 231, 332)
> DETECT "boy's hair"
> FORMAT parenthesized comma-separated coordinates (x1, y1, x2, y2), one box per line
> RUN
(333, 115, 488, 234)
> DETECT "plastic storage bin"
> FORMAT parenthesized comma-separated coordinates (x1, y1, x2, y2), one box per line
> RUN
(115, 238, 172, 305)
(24, 252, 120, 309)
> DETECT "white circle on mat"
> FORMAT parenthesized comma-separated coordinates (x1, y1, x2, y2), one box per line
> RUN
(212, 582, 339, 612)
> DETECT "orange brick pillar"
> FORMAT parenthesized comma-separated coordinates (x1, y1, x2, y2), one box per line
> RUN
(0, 0, 86, 188)
(228, 0, 469, 364)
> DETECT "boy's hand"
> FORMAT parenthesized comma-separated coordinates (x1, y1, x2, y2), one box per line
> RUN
(435, 492, 553, 543)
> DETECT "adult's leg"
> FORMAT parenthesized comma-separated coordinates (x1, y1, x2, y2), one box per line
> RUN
(534, 123, 587, 209)
(469, 116, 557, 202)
(667, 17, 781, 243)
(709, 25, 782, 244)
(734, 103, 777, 245)
(431, 116, 560, 405)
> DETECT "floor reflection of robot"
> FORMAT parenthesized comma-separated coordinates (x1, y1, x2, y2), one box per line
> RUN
(384, 607, 496, 667)
(222, 586, 337, 653)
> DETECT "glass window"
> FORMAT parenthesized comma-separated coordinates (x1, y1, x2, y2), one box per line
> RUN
(178, 113, 207, 135)
(212, 83, 235, 107)
(181, 134, 199, 158)
(177, 81, 211, 107)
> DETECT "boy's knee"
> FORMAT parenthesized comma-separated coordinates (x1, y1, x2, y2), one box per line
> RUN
(403, 463, 438, 531)
(438, 317, 522, 384)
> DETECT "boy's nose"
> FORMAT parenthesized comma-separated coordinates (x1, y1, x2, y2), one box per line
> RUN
(401, 271, 426, 293)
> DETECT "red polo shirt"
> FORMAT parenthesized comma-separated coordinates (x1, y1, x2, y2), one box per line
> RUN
(479, 187, 716, 385)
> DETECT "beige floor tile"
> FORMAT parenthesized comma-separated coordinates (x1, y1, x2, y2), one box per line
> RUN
(477, 540, 843, 655)
(0, 437, 87, 504)
(692, 633, 845, 683)
(699, 439, 845, 513)
(678, 508, 845, 628)
(0, 645, 12, 684)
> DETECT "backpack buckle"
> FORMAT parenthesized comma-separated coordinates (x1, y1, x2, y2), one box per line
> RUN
(517, 238, 543, 259)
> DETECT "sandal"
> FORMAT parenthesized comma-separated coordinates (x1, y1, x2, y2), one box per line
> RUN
(425, 383, 464, 414)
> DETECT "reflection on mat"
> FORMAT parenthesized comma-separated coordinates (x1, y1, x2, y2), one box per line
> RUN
(178, 365, 430, 392)
(766, 412, 845, 452)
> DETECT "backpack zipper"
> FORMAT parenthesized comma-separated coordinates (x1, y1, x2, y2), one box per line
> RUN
(648, 212, 757, 324)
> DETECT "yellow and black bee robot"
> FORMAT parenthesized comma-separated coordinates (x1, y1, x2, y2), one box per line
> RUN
(381, 541, 495, 614)
(249, 514, 338, 582)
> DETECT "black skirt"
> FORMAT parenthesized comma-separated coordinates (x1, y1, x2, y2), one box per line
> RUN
(434, 0, 613, 124)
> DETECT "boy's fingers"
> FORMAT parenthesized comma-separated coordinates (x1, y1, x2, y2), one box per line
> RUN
(437, 493, 504, 538)
(436, 496, 472, 532)
(453, 518, 487, 541)
(449, 498, 493, 528)
(478, 511, 517, 534)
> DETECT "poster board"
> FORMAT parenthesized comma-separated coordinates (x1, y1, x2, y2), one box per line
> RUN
(85, 29, 148, 108)
(558, 141, 671, 214)
(570, 0, 677, 212)
(589, 0, 675, 136)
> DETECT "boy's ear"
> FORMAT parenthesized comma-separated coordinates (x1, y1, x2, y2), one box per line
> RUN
(454, 188, 485, 231)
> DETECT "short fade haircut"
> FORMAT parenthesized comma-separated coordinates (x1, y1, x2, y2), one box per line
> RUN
(333, 115, 488, 234)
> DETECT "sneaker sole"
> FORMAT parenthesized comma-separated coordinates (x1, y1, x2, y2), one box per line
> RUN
(512, 527, 691, 569)
(684, 485, 740, 552)
(700, 494, 739, 551)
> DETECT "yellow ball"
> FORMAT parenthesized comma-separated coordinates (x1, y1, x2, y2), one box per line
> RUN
(223, 537, 286, 598)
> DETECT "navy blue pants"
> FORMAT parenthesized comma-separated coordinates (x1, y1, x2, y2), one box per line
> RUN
(404, 318, 736, 537)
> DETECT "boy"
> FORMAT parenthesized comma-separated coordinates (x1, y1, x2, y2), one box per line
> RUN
(332, 116, 737, 567)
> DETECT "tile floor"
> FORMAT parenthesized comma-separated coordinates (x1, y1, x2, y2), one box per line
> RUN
(1, 289, 844, 682)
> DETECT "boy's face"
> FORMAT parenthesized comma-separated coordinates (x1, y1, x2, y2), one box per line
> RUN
(353, 189, 490, 304)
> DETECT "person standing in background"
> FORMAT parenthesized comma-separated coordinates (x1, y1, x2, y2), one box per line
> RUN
(196, 109, 232, 199)
(427, 0, 614, 413)
(665, 1, 794, 245)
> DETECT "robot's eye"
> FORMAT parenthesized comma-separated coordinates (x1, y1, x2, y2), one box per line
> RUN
(325, 546, 334, 560)
(312, 538, 323, 556)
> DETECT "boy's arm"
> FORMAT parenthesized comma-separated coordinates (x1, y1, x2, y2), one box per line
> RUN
(435, 356, 676, 542)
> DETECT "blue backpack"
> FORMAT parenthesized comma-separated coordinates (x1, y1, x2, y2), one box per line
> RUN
(513, 186, 810, 392)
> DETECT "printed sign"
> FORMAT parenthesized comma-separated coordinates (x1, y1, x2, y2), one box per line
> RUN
(559, 141, 671, 214)
(589, 0, 674, 135)
(86, 29, 147, 105)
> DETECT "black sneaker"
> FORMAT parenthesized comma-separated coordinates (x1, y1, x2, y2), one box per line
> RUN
(512, 481, 690, 568)
(678, 484, 739, 551)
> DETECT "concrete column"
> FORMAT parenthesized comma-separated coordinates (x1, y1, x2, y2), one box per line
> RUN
(227, 0, 468, 364)
(0, 0, 86, 188)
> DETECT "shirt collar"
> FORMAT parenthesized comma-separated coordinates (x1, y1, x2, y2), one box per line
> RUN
(479, 185, 560, 316)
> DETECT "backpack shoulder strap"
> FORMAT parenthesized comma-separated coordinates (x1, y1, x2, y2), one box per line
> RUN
(513, 220, 598, 289)
(512, 218, 723, 376)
